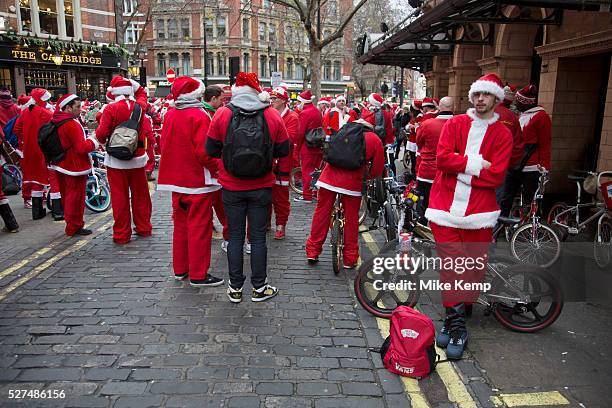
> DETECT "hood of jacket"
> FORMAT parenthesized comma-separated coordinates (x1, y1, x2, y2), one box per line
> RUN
(230, 92, 269, 111)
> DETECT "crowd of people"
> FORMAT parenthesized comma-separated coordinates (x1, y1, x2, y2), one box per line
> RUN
(0, 70, 551, 360)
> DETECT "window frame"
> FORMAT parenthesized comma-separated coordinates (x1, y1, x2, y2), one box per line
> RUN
(16, 0, 82, 39)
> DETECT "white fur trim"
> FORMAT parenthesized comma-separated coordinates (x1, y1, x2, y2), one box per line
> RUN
(407, 141, 417, 152)
(352, 119, 374, 129)
(88, 137, 100, 150)
(59, 94, 79, 109)
(157, 184, 221, 194)
(468, 79, 505, 102)
(41, 90, 51, 101)
(49, 165, 92, 177)
(464, 154, 483, 177)
(466, 108, 499, 125)
(415, 151, 421, 157)
(518, 107, 544, 130)
(203, 168, 221, 186)
(316, 181, 361, 197)
(31, 190, 45, 197)
(258, 91, 270, 102)
(104, 153, 148, 169)
(425, 208, 500, 229)
(130, 79, 141, 92)
(0, 198, 8, 205)
(50, 192, 61, 199)
(436, 114, 453, 120)
(522, 165, 540, 172)
(416, 177, 434, 183)
(111, 85, 135, 96)
(275, 180, 289, 186)
(232, 85, 258, 97)
(176, 80, 205, 100)
(297, 95, 314, 103)
(280, 106, 289, 118)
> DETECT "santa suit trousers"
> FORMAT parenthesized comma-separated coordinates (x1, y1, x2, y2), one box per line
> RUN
(107, 167, 152, 244)
(29, 169, 61, 198)
(300, 151, 322, 201)
(271, 184, 290, 226)
(306, 187, 361, 265)
(56, 172, 87, 236)
(429, 222, 492, 308)
(172, 192, 213, 280)
(212, 189, 229, 241)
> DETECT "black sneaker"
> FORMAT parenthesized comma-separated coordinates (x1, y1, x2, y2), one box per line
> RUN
(227, 285, 243, 303)
(174, 272, 188, 281)
(190, 275, 224, 287)
(307, 257, 319, 265)
(252, 284, 278, 302)
(74, 228, 92, 236)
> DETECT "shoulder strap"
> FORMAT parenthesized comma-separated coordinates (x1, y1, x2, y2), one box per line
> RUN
(130, 103, 142, 122)
(56, 118, 73, 128)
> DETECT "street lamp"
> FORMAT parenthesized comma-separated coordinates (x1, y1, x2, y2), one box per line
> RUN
(128, 65, 140, 78)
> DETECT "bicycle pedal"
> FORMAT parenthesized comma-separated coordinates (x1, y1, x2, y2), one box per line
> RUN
(568, 228, 579, 235)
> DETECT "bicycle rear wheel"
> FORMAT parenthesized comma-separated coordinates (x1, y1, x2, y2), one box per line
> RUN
(330, 217, 343, 275)
(384, 202, 397, 242)
(490, 264, 563, 332)
(594, 218, 612, 269)
(289, 167, 303, 195)
(547, 202, 571, 241)
(402, 151, 411, 171)
(510, 222, 561, 268)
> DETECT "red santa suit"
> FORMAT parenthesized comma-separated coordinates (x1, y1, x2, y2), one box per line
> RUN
(495, 105, 523, 168)
(306, 118, 385, 266)
(95, 76, 152, 244)
(295, 92, 323, 201)
(0, 94, 20, 128)
(144, 112, 156, 175)
(414, 106, 438, 174)
(519, 106, 551, 172)
(157, 77, 220, 281)
(426, 106, 512, 306)
(50, 94, 99, 235)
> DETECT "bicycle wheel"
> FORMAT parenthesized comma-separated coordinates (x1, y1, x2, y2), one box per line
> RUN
(594, 218, 612, 269)
(358, 196, 367, 225)
(547, 202, 571, 241)
(490, 264, 563, 332)
(402, 150, 411, 171)
(85, 180, 112, 212)
(289, 167, 303, 195)
(384, 202, 397, 242)
(510, 222, 561, 268)
(330, 217, 343, 275)
(354, 240, 420, 318)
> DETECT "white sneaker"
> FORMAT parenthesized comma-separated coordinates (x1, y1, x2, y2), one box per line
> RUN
(221, 241, 229, 252)
(244, 243, 251, 254)
(227, 285, 243, 303)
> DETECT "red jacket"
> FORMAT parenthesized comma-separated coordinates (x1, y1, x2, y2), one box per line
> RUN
(416, 113, 453, 183)
(425, 109, 512, 230)
(519, 107, 551, 172)
(206, 105, 290, 191)
(495, 105, 523, 168)
(274, 107, 299, 186)
(383, 109, 395, 145)
(317, 127, 385, 196)
(323, 107, 355, 135)
(50, 117, 97, 176)
(95, 88, 149, 170)
(157, 106, 220, 194)
(14, 105, 52, 185)
(0, 103, 20, 128)
(297, 103, 323, 155)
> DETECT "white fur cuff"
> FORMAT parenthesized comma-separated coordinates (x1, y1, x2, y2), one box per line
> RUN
(88, 137, 100, 150)
(464, 154, 483, 177)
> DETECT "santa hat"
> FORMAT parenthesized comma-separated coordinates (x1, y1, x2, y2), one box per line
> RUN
(468, 73, 505, 102)
(56, 93, 80, 110)
(367, 93, 383, 108)
(271, 86, 289, 102)
(17, 94, 31, 108)
(171, 76, 205, 100)
(335, 94, 346, 103)
(31, 88, 51, 106)
(108, 75, 140, 96)
(355, 109, 375, 129)
(317, 97, 328, 105)
(503, 84, 517, 102)
(297, 90, 314, 104)
(515, 84, 537, 105)
(421, 97, 436, 108)
(165, 93, 175, 108)
(279, 82, 289, 90)
(105, 91, 116, 103)
(231, 72, 269, 102)
(411, 99, 422, 111)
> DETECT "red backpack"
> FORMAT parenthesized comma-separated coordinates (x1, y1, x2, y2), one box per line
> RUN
(380, 306, 437, 378)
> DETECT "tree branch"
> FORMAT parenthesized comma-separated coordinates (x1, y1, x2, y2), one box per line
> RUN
(319, 0, 368, 48)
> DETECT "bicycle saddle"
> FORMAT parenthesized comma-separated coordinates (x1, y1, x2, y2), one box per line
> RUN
(498, 216, 521, 225)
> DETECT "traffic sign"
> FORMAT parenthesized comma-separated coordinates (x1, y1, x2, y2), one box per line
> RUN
(166, 69, 176, 83)
(271, 72, 282, 89)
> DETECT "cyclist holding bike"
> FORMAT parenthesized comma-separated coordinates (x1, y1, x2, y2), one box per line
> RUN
(305, 111, 385, 268)
(425, 74, 513, 359)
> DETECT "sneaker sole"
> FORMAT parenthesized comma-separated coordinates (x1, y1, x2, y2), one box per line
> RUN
(189, 280, 225, 287)
(227, 294, 242, 303)
(251, 291, 279, 302)
(174, 275, 188, 281)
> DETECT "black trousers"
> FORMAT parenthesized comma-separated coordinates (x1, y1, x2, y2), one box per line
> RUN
(499, 171, 540, 217)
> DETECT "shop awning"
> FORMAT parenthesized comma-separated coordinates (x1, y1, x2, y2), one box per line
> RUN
(154, 86, 172, 97)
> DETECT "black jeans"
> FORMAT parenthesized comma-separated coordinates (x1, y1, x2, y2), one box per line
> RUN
(499, 171, 540, 217)
(222, 188, 272, 289)
(417, 180, 432, 215)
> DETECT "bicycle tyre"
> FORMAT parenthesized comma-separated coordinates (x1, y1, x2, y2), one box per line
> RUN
(289, 167, 303, 195)
(85, 181, 112, 213)
(547, 202, 570, 241)
(330, 217, 343, 275)
(491, 264, 563, 333)
(402, 150, 411, 171)
(358, 196, 367, 225)
(594, 218, 612, 269)
(354, 241, 420, 318)
(510, 222, 561, 268)
(384, 202, 397, 242)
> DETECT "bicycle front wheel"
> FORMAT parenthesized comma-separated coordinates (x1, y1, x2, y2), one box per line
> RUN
(510, 222, 561, 268)
(384, 202, 397, 242)
(289, 167, 303, 195)
(330, 217, 343, 275)
(594, 218, 612, 269)
(85, 181, 112, 212)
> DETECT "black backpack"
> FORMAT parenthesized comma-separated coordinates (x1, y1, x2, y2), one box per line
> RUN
(2, 169, 20, 195)
(323, 122, 366, 170)
(38, 119, 72, 164)
(374, 109, 386, 142)
(223, 104, 273, 179)
(305, 127, 325, 148)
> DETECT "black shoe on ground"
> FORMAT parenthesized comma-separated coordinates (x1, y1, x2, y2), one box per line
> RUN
(307, 257, 319, 265)
(174, 272, 188, 281)
(74, 228, 92, 236)
(190, 275, 224, 287)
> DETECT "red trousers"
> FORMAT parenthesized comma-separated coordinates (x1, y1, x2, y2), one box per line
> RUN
(107, 167, 152, 244)
(145, 146, 155, 173)
(22, 182, 31, 201)
(306, 187, 361, 265)
(172, 192, 213, 280)
(300, 152, 322, 201)
(429, 222, 491, 307)
(270, 184, 290, 226)
(56, 172, 87, 236)
(212, 189, 229, 241)
(29, 169, 60, 198)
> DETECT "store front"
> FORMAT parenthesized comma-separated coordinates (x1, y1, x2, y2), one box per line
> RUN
(0, 40, 127, 101)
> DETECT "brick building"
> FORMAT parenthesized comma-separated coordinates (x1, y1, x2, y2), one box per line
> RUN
(357, 0, 612, 193)
(143, 0, 353, 97)
(0, 0, 128, 100)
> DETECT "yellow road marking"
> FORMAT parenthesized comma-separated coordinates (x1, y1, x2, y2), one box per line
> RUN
(434, 346, 477, 408)
(0, 239, 88, 301)
(491, 391, 570, 407)
(362, 231, 381, 256)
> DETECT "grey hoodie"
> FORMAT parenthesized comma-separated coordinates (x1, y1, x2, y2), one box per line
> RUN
(230, 92, 269, 111)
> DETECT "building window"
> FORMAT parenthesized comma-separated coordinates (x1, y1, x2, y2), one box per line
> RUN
(157, 53, 166, 76)
(64, 0, 74, 37)
(217, 53, 226, 75)
(269, 25, 276, 43)
(286, 58, 293, 79)
(38, 0, 58, 35)
(269, 55, 277, 73)
(181, 18, 190, 39)
(125, 22, 139, 44)
(259, 22, 266, 42)
(243, 53, 250, 72)
(328, 0, 337, 16)
(217, 16, 226, 38)
(323, 60, 331, 80)
(259, 55, 267, 78)
(205, 18, 213, 37)
(167, 19, 178, 39)
(242, 18, 250, 39)
(182, 53, 190, 75)
(169, 52, 179, 71)
(16, 0, 80, 37)
(156, 19, 165, 40)
(123, 0, 137, 15)
(205, 52, 213, 76)
(332, 61, 341, 81)
(19, 0, 33, 32)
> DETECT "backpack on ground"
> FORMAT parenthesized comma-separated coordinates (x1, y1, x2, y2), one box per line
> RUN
(380, 306, 437, 378)
(323, 121, 366, 170)
(1, 168, 20, 195)
(106, 103, 142, 160)
(305, 127, 325, 148)
(223, 104, 273, 179)
(38, 119, 72, 164)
